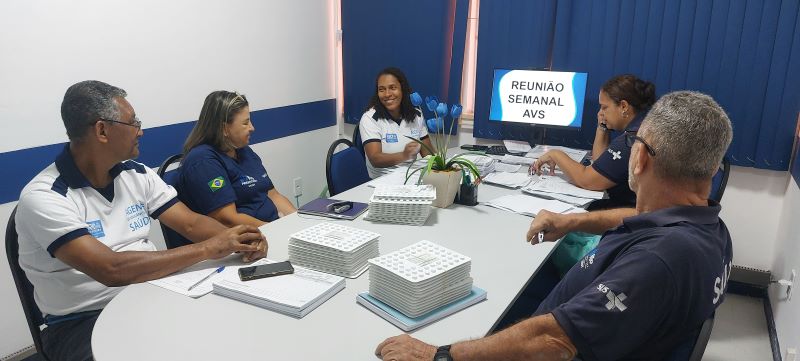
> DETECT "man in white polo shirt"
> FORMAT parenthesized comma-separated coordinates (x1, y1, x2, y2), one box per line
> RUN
(15, 80, 268, 361)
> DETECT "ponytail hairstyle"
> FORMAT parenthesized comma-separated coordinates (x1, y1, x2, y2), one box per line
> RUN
(183, 91, 249, 155)
(601, 74, 656, 113)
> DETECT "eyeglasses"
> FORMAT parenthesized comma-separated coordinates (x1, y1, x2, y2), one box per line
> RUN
(100, 117, 142, 130)
(625, 130, 656, 156)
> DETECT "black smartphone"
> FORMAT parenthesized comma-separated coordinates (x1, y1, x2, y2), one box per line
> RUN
(238, 261, 294, 281)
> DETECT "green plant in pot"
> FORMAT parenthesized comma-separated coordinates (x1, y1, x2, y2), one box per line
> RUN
(403, 92, 481, 208)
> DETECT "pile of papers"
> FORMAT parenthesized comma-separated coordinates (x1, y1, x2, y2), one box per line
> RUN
(500, 154, 535, 166)
(367, 240, 473, 318)
(526, 145, 589, 163)
(481, 171, 532, 188)
(522, 176, 604, 201)
(364, 185, 436, 226)
(484, 194, 575, 217)
(288, 223, 380, 278)
(213, 261, 345, 318)
(457, 154, 497, 176)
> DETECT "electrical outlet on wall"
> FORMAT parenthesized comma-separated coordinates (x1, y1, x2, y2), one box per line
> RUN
(293, 177, 303, 197)
(786, 347, 797, 361)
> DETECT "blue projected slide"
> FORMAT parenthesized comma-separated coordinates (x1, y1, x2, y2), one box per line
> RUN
(489, 69, 587, 128)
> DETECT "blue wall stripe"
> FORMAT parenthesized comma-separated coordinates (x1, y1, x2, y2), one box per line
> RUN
(0, 99, 336, 204)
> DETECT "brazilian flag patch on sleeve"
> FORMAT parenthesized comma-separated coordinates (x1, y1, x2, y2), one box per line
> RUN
(208, 176, 225, 192)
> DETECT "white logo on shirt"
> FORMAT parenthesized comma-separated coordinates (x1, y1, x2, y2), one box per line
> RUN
(608, 148, 622, 160)
(597, 283, 627, 312)
(713, 261, 733, 304)
(240, 175, 258, 187)
(580, 253, 596, 269)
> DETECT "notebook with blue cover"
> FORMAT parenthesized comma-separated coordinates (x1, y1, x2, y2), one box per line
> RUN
(298, 198, 369, 220)
(356, 286, 487, 331)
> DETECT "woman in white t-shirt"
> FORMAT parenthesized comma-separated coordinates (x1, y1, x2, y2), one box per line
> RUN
(359, 67, 435, 178)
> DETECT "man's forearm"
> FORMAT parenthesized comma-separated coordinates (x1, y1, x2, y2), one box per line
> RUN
(182, 213, 229, 242)
(450, 314, 576, 361)
(568, 207, 637, 234)
(87, 242, 212, 286)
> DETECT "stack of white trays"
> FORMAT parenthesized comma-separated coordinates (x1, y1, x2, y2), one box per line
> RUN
(288, 223, 380, 278)
(368, 240, 473, 318)
(364, 185, 436, 226)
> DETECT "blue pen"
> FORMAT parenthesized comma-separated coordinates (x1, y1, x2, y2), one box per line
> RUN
(187, 266, 225, 291)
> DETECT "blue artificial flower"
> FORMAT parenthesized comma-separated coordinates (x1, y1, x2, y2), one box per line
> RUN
(450, 104, 463, 118)
(436, 102, 448, 117)
(426, 118, 440, 133)
(409, 92, 423, 107)
(425, 96, 439, 112)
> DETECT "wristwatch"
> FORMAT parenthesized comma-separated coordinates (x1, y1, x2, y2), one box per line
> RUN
(433, 345, 453, 361)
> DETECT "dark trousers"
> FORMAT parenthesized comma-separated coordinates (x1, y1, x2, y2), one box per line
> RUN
(41, 314, 98, 361)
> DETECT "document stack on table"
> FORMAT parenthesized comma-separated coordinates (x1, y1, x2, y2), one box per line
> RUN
(288, 223, 380, 278)
(526, 145, 589, 163)
(481, 171, 532, 188)
(358, 240, 486, 331)
(212, 260, 345, 318)
(364, 185, 436, 226)
(458, 154, 497, 176)
(521, 175, 604, 205)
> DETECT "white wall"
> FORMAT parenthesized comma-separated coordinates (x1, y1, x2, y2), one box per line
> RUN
(0, 0, 337, 357)
(770, 178, 800, 355)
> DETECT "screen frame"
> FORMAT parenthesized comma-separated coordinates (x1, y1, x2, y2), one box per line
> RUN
(488, 68, 588, 130)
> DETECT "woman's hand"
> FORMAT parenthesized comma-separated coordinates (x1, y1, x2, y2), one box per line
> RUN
(531, 150, 560, 175)
(402, 142, 421, 160)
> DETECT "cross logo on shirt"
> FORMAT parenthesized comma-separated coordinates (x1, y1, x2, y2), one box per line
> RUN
(608, 148, 622, 160)
(605, 291, 628, 312)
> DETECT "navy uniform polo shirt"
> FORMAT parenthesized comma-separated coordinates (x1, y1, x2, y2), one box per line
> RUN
(589, 110, 648, 210)
(535, 201, 733, 360)
(179, 144, 279, 222)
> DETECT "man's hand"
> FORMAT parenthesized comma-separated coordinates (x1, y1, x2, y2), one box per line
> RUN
(375, 335, 437, 361)
(527, 210, 572, 243)
(203, 225, 265, 261)
(241, 236, 268, 263)
(403, 142, 422, 160)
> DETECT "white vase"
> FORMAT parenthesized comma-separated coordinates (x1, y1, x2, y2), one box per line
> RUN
(422, 170, 462, 208)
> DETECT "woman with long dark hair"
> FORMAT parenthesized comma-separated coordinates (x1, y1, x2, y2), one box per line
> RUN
(359, 67, 435, 178)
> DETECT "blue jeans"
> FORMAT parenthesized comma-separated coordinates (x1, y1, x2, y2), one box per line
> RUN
(41, 313, 99, 361)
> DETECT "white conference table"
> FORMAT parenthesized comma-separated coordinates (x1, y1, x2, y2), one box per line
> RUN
(92, 159, 559, 360)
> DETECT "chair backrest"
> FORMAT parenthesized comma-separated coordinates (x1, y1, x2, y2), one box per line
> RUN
(326, 139, 370, 196)
(666, 314, 715, 361)
(5, 206, 48, 358)
(352, 123, 365, 158)
(156, 154, 192, 249)
(710, 157, 731, 203)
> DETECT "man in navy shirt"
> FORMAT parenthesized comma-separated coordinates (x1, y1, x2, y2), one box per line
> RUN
(375, 91, 734, 361)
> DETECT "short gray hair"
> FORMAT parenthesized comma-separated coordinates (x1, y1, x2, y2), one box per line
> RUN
(639, 91, 732, 181)
(61, 80, 128, 141)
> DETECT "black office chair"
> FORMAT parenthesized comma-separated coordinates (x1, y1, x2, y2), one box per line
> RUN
(352, 123, 365, 158)
(156, 154, 192, 249)
(326, 139, 370, 196)
(710, 157, 731, 203)
(5, 206, 50, 360)
(666, 314, 715, 361)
